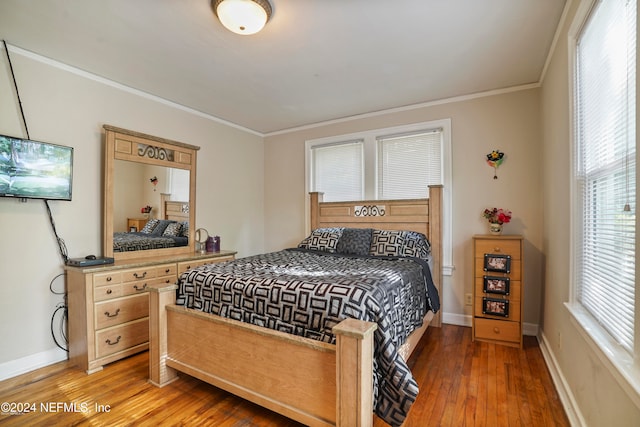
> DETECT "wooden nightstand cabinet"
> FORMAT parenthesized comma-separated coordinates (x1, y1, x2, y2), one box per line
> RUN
(127, 218, 148, 232)
(472, 235, 524, 348)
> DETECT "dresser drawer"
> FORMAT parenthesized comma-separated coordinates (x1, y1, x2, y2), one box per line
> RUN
(121, 267, 158, 282)
(95, 317, 149, 359)
(475, 295, 520, 321)
(475, 258, 521, 280)
(474, 318, 521, 343)
(94, 294, 149, 330)
(474, 239, 522, 259)
(121, 276, 177, 296)
(121, 280, 151, 296)
(94, 284, 123, 302)
(156, 264, 177, 277)
(475, 277, 521, 300)
(93, 271, 123, 287)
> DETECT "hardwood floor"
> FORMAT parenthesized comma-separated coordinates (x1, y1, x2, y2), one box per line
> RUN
(0, 325, 568, 426)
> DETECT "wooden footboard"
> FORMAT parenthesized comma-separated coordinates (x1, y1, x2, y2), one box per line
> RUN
(149, 283, 377, 427)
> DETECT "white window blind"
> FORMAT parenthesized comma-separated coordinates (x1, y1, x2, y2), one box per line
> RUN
(311, 140, 363, 202)
(574, 0, 636, 352)
(377, 129, 443, 199)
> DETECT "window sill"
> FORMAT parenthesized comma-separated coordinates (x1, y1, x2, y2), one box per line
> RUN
(565, 302, 640, 409)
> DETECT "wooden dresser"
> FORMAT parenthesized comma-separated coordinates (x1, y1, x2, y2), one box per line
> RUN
(66, 251, 236, 373)
(472, 235, 524, 348)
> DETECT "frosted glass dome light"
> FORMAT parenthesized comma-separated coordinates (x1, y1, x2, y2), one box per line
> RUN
(214, 0, 272, 35)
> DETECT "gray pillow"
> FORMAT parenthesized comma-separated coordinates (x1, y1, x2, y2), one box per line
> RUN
(336, 228, 373, 256)
(150, 220, 177, 236)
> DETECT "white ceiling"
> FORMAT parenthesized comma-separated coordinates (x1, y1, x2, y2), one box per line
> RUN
(0, 0, 566, 135)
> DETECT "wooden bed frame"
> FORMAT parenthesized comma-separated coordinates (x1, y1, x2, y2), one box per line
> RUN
(148, 185, 443, 427)
(160, 194, 190, 222)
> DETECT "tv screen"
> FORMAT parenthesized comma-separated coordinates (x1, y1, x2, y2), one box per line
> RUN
(0, 134, 73, 201)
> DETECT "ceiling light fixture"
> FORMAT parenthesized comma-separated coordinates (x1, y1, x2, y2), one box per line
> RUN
(213, 0, 273, 35)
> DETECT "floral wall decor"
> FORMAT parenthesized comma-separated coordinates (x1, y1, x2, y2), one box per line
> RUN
(150, 176, 158, 191)
(486, 150, 505, 179)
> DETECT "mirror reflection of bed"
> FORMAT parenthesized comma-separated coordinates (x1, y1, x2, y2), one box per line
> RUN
(111, 158, 191, 254)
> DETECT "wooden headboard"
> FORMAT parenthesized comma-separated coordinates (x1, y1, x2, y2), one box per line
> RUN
(160, 193, 189, 222)
(310, 184, 443, 327)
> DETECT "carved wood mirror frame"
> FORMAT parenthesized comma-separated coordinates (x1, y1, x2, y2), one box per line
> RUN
(103, 125, 199, 260)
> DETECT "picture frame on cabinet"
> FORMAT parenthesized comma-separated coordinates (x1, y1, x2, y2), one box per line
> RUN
(483, 297, 509, 317)
(483, 275, 510, 295)
(483, 253, 511, 273)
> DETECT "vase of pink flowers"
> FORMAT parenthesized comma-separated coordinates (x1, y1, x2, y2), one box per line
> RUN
(141, 205, 152, 219)
(483, 208, 512, 235)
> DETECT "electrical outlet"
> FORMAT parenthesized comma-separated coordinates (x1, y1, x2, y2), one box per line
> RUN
(558, 331, 562, 350)
(465, 293, 473, 305)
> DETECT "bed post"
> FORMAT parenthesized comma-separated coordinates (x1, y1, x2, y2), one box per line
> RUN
(310, 191, 323, 231)
(160, 193, 169, 219)
(333, 318, 377, 427)
(148, 282, 179, 387)
(428, 185, 443, 327)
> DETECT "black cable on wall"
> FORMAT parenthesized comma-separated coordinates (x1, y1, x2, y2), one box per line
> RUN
(3, 39, 69, 351)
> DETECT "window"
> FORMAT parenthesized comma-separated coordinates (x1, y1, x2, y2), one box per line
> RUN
(310, 140, 363, 202)
(308, 123, 446, 202)
(572, 0, 636, 356)
(377, 130, 443, 199)
(305, 119, 453, 275)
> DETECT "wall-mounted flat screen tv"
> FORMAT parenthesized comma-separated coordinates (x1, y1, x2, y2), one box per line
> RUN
(0, 134, 73, 201)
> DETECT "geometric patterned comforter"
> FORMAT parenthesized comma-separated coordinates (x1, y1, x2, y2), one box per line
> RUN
(176, 248, 440, 426)
(112, 232, 188, 252)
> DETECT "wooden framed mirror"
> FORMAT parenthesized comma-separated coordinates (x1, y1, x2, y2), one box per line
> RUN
(103, 125, 199, 260)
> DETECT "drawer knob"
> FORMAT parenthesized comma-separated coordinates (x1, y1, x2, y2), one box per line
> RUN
(493, 327, 500, 334)
(105, 335, 122, 346)
(104, 308, 120, 318)
(165, 268, 171, 273)
(133, 272, 147, 279)
(494, 247, 501, 252)
(134, 284, 148, 292)
(106, 289, 112, 295)
(106, 277, 112, 282)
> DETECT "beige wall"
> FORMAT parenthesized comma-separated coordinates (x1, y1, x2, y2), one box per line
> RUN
(264, 88, 544, 329)
(538, 0, 640, 425)
(0, 48, 264, 370)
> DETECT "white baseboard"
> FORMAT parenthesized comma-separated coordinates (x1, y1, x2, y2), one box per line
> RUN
(538, 331, 585, 427)
(443, 312, 471, 327)
(0, 348, 68, 382)
(523, 322, 539, 336)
